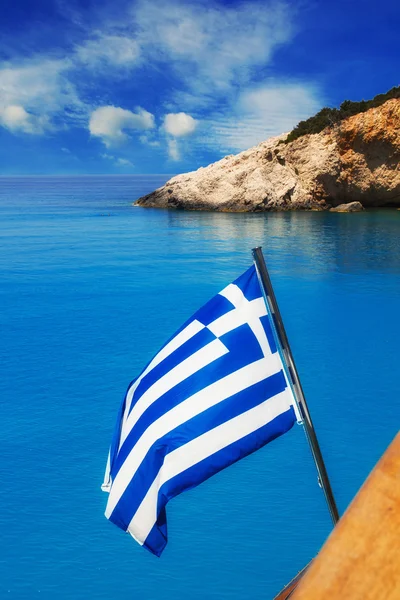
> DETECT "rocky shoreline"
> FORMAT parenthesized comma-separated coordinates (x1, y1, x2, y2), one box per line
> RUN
(136, 99, 400, 212)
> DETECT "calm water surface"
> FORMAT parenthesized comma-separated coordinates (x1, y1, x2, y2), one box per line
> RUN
(1, 176, 399, 599)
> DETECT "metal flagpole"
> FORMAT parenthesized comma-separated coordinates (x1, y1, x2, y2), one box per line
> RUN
(252, 246, 340, 526)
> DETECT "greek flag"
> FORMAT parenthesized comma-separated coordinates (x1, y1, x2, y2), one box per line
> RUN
(102, 265, 298, 556)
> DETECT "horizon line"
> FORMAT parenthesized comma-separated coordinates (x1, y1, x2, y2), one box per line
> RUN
(0, 173, 177, 177)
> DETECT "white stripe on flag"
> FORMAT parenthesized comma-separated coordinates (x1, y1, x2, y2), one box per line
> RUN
(128, 389, 293, 543)
(119, 338, 229, 446)
(122, 320, 205, 419)
(105, 354, 282, 518)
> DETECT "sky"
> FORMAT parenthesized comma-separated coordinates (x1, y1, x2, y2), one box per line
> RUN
(0, 0, 398, 175)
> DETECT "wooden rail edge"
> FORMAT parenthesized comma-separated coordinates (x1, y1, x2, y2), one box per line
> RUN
(289, 431, 400, 600)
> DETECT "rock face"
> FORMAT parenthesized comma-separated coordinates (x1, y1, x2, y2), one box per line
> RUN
(330, 201, 364, 212)
(136, 99, 400, 211)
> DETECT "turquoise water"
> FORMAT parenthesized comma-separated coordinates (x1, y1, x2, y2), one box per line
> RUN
(1, 176, 399, 599)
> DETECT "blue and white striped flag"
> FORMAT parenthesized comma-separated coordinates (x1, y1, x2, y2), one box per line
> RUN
(102, 265, 299, 556)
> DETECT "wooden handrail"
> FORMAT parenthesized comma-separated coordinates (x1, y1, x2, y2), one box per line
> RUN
(290, 432, 400, 600)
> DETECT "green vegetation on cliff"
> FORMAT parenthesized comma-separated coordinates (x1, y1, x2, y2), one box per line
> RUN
(285, 86, 400, 144)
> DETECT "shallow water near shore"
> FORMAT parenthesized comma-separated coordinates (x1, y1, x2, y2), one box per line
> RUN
(1, 175, 399, 599)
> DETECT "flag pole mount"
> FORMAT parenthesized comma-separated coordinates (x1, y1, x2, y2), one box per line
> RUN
(252, 246, 340, 526)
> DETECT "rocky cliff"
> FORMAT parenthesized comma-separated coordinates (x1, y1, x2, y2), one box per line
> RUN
(136, 99, 400, 211)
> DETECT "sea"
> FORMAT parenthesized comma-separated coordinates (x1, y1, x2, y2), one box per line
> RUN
(1, 175, 399, 600)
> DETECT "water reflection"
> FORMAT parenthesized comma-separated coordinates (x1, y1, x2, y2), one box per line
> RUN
(166, 209, 400, 276)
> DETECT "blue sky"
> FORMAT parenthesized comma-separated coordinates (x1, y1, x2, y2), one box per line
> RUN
(0, 0, 398, 175)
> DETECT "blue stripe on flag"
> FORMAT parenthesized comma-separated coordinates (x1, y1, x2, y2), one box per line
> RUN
(260, 314, 277, 354)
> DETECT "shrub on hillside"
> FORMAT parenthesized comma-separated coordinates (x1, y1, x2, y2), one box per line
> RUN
(284, 86, 400, 144)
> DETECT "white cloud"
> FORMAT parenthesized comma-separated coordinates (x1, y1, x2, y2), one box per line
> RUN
(139, 134, 160, 147)
(116, 157, 133, 166)
(161, 112, 197, 162)
(101, 152, 133, 166)
(89, 105, 155, 146)
(75, 34, 140, 69)
(163, 112, 197, 137)
(167, 139, 180, 161)
(1, 61, 82, 111)
(0, 59, 85, 134)
(206, 82, 323, 152)
(135, 0, 293, 92)
(0, 105, 48, 134)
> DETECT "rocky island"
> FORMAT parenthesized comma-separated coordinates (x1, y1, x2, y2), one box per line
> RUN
(136, 91, 400, 212)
